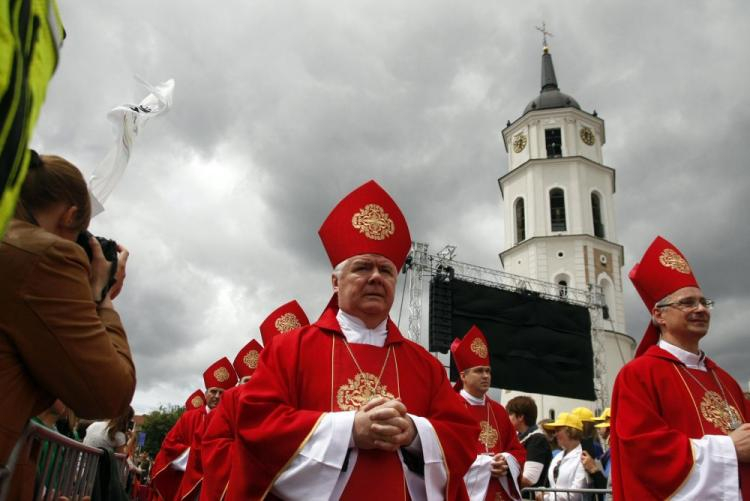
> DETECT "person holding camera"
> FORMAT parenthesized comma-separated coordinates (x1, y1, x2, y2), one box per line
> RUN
(0, 152, 136, 495)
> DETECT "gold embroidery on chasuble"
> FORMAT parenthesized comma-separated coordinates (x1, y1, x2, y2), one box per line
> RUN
(700, 391, 742, 434)
(478, 420, 499, 449)
(337, 373, 395, 411)
(275, 313, 301, 333)
(471, 338, 488, 358)
(658, 249, 691, 274)
(243, 350, 260, 369)
(190, 396, 203, 408)
(214, 367, 230, 382)
(351, 204, 395, 241)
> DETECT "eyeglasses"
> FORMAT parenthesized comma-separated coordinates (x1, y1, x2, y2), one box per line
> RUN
(657, 297, 714, 311)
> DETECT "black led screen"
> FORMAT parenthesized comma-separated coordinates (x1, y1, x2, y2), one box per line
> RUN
(429, 278, 595, 400)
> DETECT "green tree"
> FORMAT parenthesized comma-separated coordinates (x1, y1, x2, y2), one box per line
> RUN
(140, 404, 184, 457)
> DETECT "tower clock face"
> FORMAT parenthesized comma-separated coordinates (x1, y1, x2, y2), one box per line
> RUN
(512, 133, 527, 153)
(580, 127, 595, 146)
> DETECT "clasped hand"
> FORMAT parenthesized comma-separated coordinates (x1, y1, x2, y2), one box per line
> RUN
(352, 397, 417, 452)
(490, 453, 508, 477)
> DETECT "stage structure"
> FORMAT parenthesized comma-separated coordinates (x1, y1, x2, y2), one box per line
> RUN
(403, 241, 611, 410)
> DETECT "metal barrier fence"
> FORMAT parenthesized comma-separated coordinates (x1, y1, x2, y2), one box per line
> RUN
(521, 486, 612, 500)
(0, 420, 131, 501)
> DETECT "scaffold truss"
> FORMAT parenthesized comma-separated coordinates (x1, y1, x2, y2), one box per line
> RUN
(403, 241, 609, 408)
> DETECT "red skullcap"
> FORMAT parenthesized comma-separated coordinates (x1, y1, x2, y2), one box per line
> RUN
(318, 180, 411, 270)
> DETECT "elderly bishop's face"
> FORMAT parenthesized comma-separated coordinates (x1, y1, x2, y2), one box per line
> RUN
(333, 254, 397, 326)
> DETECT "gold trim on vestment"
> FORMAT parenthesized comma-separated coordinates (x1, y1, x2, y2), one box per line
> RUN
(431, 423, 451, 500)
(180, 477, 202, 500)
(666, 438, 696, 500)
(261, 412, 328, 500)
(672, 364, 705, 436)
(330, 333, 336, 411)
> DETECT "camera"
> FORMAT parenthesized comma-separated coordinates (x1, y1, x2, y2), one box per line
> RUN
(76, 230, 119, 300)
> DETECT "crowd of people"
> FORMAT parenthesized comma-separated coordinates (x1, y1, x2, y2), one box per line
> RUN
(1, 150, 749, 500)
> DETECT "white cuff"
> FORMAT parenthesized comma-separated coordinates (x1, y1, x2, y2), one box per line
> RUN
(464, 454, 492, 501)
(404, 415, 448, 501)
(273, 412, 355, 500)
(671, 435, 739, 500)
(523, 460, 544, 485)
(498, 452, 522, 500)
(171, 447, 189, 472)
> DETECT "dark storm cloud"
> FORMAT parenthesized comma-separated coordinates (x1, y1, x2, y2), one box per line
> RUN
(30, 1, 750, 409)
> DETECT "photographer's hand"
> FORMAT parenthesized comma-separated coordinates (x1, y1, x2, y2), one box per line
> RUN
(88, 236, 112, 305)
(108, 244, 129, 300)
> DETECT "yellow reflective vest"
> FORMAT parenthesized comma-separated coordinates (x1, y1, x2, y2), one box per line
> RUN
(0, 0, 64, 237)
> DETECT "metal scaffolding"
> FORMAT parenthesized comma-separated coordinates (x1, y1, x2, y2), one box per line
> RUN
(402, 241, 609, 406)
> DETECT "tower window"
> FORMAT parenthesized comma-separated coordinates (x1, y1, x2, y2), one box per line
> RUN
(592, 192, 605, 238)
(550, 188, 567, 232)
(558, 280, 568, 298)
(545, 128, 562, 158)
(514, 198, 525, 244)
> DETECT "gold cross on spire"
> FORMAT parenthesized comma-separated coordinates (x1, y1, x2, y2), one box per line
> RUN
(535, 21, 553, 51)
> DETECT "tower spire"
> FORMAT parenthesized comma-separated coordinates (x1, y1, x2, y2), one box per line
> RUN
(540, 46, 559, 91)
(535, 22, 558, 91)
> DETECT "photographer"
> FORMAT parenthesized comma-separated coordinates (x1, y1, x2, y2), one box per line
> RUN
(0, 152, 136, 490)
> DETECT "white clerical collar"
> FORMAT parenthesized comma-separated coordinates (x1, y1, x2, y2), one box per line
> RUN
(460, 388, 486, 406)
(336, 309, 388, 348)
(658, 339, 706, 371)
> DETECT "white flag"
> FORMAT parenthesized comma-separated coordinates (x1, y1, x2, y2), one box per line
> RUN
(89, 77, 175, 216)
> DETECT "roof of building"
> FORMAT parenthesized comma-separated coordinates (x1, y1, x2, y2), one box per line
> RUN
(523, 47, 581, 115)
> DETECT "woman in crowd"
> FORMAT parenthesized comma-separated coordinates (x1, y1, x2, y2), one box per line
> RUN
(538, 413, 587, 501)
(84, 406, 135, 453)
(0, 152, 136, 499)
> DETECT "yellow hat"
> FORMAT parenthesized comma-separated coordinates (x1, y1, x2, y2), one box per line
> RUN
(594, 420, 610, 429)
(592, 408, 611, 422)
(542, 412, 583, 432)
(570, 407, 596, 423)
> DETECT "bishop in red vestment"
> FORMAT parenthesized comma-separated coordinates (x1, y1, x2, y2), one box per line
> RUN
(151, 357, 237, 501)
(610, 236, 750, 500)
(227, 180, 478, 500)
(201, 300, 309, 501)
(451, 326, 526, 501)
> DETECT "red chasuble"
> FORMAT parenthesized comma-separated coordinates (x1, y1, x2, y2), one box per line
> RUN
(151, 407, 206, 501)
(464, 398, 526, 501)
(176, 410, 215, 500)
(227, 298, 478, 501)
(201, 385, 242, 501)
(610, 345, 750, 500)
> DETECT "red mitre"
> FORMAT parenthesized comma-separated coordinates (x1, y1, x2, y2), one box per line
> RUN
(203, 357, 238, 390)
(630, 236, 700, 357)
(233, 339, 263, 379)
(259, 300, 310, 346)
(450, 325, 491, 373)
(318, 180, 411, 270)
(184, 389, 205, 410)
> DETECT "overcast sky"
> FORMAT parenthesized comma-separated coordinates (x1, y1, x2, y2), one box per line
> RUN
(32, 1, 750, 413)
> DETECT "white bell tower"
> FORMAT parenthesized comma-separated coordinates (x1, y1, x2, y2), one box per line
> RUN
(498, 44, 627, 339)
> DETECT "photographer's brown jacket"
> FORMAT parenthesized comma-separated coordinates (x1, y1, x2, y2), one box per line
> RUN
(0, 219, 136, 464)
